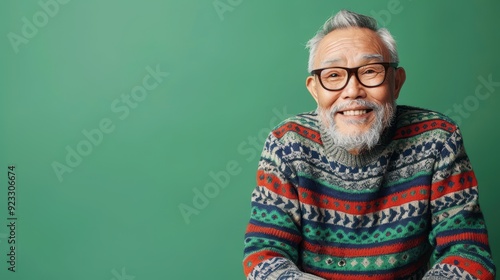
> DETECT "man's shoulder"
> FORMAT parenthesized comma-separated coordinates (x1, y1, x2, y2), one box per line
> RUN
(273, 110, 319, 128)
(394, 105, 459, 139)
(270, 110, 323, 143)
(395, 105, 457, 128)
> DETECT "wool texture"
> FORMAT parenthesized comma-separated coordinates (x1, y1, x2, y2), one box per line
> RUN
(243, 105, 495, 280)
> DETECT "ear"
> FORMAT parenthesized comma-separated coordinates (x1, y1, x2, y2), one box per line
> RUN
(306, 75, 319, 103)
(393, 67, 406, 99)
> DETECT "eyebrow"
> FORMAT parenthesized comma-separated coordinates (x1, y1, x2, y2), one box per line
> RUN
(361, 54, 384, 61)
(321, 58, 342, 67)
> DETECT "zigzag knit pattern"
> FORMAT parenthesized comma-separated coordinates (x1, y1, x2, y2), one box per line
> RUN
(243, 105, 495, 280)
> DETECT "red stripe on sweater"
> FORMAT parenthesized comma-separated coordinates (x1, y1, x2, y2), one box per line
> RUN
(393, 120, 456, 140)
(436, 232, 490, 247)
(431, 171, 477, 201)
(246, 223, 302, 244)
(303, 235, 426, 257)
(257, 170, 298, 200)
(272, 122, 322, 144)
(441, 255, 494, 280)
(296, 185, 429, 215)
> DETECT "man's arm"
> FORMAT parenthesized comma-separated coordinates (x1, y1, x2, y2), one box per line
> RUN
(424, 127, 496, 280)
(243, 133, 325, 280)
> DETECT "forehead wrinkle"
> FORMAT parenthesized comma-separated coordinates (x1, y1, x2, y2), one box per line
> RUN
(318, 37, 360, 66)
(315, 28, 390, 68)
(321, 53, 384, 68)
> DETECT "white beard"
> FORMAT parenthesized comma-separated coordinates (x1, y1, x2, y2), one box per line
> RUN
(318, 99, 396, 153)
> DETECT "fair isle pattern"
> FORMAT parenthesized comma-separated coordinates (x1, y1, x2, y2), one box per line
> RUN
(243, 105, 495, 280)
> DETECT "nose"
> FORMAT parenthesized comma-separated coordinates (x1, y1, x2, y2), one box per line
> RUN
(340, 72, 366, 100)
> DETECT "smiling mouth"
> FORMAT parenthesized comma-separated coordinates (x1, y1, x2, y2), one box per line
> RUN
(340, 109, 373, 116)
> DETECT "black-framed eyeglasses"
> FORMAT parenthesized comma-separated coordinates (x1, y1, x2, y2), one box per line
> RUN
(310, 62, 399, 91)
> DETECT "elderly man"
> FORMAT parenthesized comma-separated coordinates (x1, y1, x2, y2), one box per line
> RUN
(242, 10, 496, 280)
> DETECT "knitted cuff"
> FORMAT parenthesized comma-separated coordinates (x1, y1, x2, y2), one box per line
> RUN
(422, 263, 477, 280)
(248, 257, 326, 280)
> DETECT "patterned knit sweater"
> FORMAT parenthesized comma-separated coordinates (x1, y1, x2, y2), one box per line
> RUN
(243, 105, 495, 280)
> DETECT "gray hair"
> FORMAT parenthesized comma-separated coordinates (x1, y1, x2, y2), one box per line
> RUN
(306, 10, 399, 73)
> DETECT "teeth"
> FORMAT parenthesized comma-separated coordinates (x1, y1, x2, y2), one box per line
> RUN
(343, 110, 367, 116)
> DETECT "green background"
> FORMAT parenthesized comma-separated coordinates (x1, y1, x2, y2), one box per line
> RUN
(1, 0, 499, 279)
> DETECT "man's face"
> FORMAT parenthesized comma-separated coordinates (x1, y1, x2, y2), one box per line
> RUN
(306, 27, 406, 153)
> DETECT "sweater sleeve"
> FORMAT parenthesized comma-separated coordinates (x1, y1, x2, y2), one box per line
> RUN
(242, 133, 325, 280)
(423, 127, 496, 279)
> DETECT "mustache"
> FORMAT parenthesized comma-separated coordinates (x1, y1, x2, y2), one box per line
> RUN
(328, 100, 381, 115)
